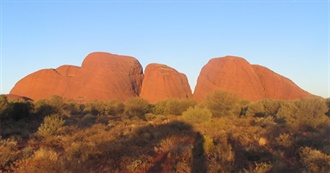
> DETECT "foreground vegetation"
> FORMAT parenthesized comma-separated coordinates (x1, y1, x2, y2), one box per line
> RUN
(1, 92, 330, 173)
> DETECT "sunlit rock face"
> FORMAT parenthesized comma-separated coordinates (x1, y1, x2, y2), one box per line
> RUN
(194, 56, 313, 101)
(10, 53, 314, 102)
(10, 52, 144, 102)
(140, 63, 192, 103)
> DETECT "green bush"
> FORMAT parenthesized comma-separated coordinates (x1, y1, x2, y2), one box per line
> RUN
(124, 98, 150, 120)
(182, 106, 212, 124)
(38, 114, 65, 137)
(105, 100, 125, 116)
(245, 99, 281, 118)
(152, 98, 196, 115)
(85, 100, 105, 115)
(277, 98, 328, 132)
(48, 95, 66, 112)
(203, 90, 241, 117)
(63, 100, 82, 115)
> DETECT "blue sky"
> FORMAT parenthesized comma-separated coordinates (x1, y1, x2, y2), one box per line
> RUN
(1, 0, 329, 98)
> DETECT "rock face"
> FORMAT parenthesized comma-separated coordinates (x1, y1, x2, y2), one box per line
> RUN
(252, 65, 311, 100)
(10, 53, 314, 103)
(10, 52, 144, 102)
(140, 63, 192, 103)
(194, 56, 313, 101)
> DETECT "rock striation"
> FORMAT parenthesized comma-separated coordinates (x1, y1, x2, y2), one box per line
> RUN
(194, 56, 313, 101)
(10, 52, 144, 102)
(140, 63, 192, 103)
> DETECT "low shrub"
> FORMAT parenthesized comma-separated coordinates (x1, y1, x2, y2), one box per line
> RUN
(124, 97, 150, 120)
(299, 147, 330, 172)
(38, 114, 65, 137)
(152, 98, 196, 115)
(105, 100, 125, 116)
(182, 106, 212, 124)
(203, 90, 242, 117)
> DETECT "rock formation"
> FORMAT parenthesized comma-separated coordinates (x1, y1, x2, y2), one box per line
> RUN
(252, 65, 311, 100)
(10, 52, 144, 102)
(140, 63, 192, 103)
(10, 52, 314, 103)
(194, 56, 313, 101)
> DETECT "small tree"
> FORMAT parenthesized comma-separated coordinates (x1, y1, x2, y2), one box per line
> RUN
(182, 106, 212, 124)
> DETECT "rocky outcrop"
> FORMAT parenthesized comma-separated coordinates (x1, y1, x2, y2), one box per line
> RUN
(194, 56, 313, 101)
(10, 53, 314, 103)
(10, 52, 144, 102)
(194, 56, 265, 101)
(252, 65, 312, 100)
(140, 63, 192, 103)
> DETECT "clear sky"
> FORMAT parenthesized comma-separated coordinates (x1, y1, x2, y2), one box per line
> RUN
(1, 0, 329, 98)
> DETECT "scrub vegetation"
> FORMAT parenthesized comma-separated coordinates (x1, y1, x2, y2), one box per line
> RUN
(0, 91, 329, 172)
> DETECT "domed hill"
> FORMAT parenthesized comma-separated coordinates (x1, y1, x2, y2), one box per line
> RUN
(193, 56, 313, 101)
(252, 65, 312, 100)
(140, 63, 192, 103)
(10, 52, 144, 102)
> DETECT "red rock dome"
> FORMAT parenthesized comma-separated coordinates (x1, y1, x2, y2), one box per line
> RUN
(194, 56, 313, 101)
(10, 52, 144, 102)
(140, 63, 192, 103)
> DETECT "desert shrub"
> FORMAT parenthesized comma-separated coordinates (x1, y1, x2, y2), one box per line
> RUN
(79, 113, 96, 128)
(152, 98, 196, 115)
(253, 162, 273, 173)
(63, 101, 82, 115)
(295, 98, 328, 129)
(165, 98, 196, 115)
(47, 95, 66, 112)
(14, 147, 59, 173)
(105, 100, 125, 116)
(275, 133, 292, 148)
(34, 99, 57, 117)
(253, 116, 277, 130)
(124, 97, 150, 120)
(246, 99, 281, 118)
(325, 98, 330, 117)
(182, 106, 212, 124)
(9, 101, 33, 120)
(299, 147, 330, 172)
(151, 100, 167, 115)
(0, 95, 9, 118)
(38, 114, 65, 137)
(85, 100, 105, 115)
(277, 98, 329, 132)
(0, 137, 19, 168)
(204, 90, 241, 117)
(203, 135, 215, 154)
